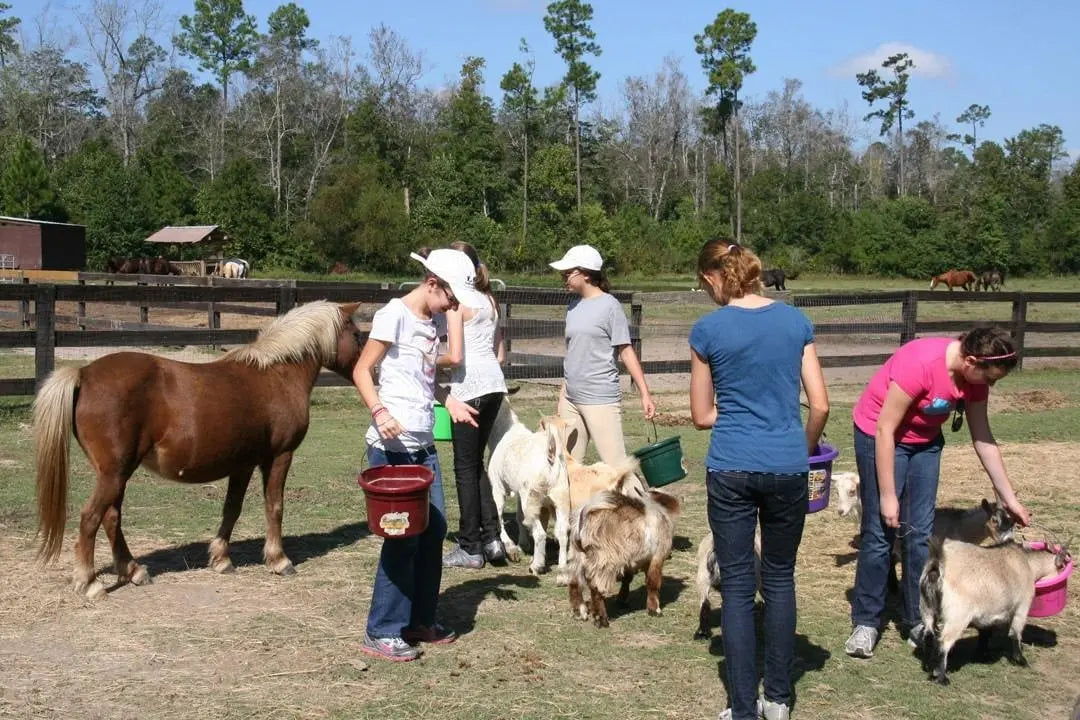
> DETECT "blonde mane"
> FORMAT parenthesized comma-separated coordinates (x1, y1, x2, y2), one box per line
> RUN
(224, 300, 346, 369)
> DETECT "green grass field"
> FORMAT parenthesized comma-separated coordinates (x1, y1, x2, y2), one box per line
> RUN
(0, 367, 1078, 719)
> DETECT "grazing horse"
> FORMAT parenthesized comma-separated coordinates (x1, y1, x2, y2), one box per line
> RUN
(929, 269, 977, 292)
(761, 268, 786, 291)
(222, 258, 250, 279)
(149, 256, 182, 276)
(329, 261, 349, 275)
(105, 257, 144, 274)
(979, 268, 1005, 292)
(34, 301, 364, 600)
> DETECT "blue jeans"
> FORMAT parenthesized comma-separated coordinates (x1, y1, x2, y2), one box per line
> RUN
(708, 469, 807, 720)
(365, 445, 447, 639)
(850, 425, 943, 630)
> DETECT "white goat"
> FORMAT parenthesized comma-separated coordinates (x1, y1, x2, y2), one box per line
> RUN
(487, 402, 570, 578)
(832, 471, 861, 517)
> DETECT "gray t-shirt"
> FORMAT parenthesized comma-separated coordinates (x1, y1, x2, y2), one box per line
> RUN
(563, 293, 631, 405)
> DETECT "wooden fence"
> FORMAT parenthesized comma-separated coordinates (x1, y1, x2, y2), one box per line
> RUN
(1, 276, 1078, 396)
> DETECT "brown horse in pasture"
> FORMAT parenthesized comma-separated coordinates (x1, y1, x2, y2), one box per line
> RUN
(34, 301, 364, 600)
(929, 269, 977, 291)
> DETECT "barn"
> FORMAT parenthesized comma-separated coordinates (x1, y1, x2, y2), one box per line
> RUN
(0, 216, 87, 270)
(145, 225, 230, 276)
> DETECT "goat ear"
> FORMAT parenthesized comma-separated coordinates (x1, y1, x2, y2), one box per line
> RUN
(547, 430, 557, 466)
(982, 498, 992, 514)
(566, 428, 579, 454)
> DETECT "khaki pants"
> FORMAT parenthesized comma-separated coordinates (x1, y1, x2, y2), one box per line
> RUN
(558, 398, 646, 495)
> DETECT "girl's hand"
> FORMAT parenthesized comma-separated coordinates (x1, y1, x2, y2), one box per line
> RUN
(1004, 498, 1031, 527)
(879, 494, 900, 529)
(641, 392, 656, 420)
(375, 414, 404, 440)
(445, 396, 479, 428)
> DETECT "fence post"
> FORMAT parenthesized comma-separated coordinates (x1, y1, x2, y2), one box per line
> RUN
(502, 298, 512, 358)
(20, 275, 30, 327)
(77, 278, 86, 331)
(276, 285, 296, 316)
(630, 295, 644, 390)
(138, 280, 149, 324)
(900, 291, 918, 345)
(35, 284, 56, 392)
(1011, 294, 1028, 371)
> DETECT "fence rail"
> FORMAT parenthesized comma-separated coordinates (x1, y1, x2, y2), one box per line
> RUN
(0, 276, 1078, 396)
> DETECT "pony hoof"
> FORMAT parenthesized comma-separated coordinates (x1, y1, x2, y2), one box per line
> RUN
(129, 565, 152, 586)
(274, 562, 297, 576)
(648, 607, 662, 617)
(211, 559, 235, 574)
(77, 580, 107, 601)
(528, 565, 546, 577)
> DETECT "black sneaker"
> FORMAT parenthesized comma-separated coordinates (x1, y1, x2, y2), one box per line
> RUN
(482, 539, 508, 564)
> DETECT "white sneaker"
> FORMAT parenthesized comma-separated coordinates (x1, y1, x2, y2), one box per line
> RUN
(757, 698, 791, 720)
(844, 625, 879, 658)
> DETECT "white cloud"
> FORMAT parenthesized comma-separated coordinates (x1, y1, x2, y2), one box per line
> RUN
(828, 42, 953, 80)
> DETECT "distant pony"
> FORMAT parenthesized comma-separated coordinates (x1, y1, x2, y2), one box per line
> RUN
(222, 258, 250, 279)
(761, 268, 786, 291)
(930, 269, 977, 292)
(978, 268, 1005, 292)
(149, 256, 182, 276)
(329, 261, 349, 275)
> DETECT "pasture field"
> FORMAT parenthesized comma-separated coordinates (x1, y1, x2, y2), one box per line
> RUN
(0, 369, 1079, 720)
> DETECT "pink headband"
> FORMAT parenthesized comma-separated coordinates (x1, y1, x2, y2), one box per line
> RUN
(975, 351, 1018, 361)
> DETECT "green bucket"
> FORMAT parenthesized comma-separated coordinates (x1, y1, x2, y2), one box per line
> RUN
(433, 403, 453, 442)
(632, 421, 687, 488)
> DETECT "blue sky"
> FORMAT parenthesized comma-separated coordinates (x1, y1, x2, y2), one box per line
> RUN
(14, 0, 1080, 158)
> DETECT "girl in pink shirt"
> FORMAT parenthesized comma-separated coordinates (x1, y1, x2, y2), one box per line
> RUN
(844, 327, 1031, 660)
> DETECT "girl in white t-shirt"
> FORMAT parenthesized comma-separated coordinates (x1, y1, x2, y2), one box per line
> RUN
(438, 241, 509, 569)
(352, 248, 480, 662)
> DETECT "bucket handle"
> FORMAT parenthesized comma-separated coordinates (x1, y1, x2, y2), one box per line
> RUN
(645, 419, 658, 445)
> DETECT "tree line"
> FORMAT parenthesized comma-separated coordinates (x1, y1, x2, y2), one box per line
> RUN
(0, 0, 1077, 277)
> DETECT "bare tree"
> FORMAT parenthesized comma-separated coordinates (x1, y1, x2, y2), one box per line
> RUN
(80, 0, 166, 164)
(620, 56, 691, 220)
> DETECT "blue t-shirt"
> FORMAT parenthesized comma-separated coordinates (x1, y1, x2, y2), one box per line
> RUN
(689, 302, 815, 474)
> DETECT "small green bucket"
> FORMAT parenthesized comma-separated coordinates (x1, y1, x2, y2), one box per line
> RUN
(632, 421, 687, 488)
(433, 403, 452, 441)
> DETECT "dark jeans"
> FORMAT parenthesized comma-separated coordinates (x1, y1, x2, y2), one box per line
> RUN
(451, 392, 505, 554)
(850, 425, 943, 630)
(708, 469, 808, 720)
(365, 445, 447, 639)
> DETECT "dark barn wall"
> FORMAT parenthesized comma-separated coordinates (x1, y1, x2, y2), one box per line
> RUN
(40, 224, 86, 270)
(0, 222, 44, 269)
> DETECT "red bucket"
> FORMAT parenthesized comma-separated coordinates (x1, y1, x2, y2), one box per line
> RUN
(357, 464, 434, 539)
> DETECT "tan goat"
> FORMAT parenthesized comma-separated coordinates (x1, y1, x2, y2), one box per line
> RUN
(919, 538, 1068, 685)
(568, 488, 681, 627)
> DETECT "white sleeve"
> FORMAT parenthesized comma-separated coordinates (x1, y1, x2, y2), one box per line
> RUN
(369, 300, 402, 344)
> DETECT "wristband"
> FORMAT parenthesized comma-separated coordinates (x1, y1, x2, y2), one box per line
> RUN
(372, 407, 388, 420)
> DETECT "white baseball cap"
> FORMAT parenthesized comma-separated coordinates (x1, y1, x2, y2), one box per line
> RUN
(410, 249, 486, 309)
(549, 244, 604, 272)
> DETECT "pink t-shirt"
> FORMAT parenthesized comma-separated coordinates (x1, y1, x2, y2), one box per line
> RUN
(853, 337, 990, 444)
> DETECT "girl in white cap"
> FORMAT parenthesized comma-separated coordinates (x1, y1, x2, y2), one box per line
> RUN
(352, 247, 480, 662)
(549, 244, 655, 468)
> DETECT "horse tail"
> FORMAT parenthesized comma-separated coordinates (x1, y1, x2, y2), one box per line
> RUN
(33, 365, 81, 564)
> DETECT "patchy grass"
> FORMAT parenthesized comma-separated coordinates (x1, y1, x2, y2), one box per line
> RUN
(0, 373, 1079, 720)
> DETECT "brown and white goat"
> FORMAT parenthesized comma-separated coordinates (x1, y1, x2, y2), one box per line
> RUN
(487, 403, 639, 582)
(918, 538, 1068, 685)
(568, 488, 680, 627)
(693, 528, 762, 640)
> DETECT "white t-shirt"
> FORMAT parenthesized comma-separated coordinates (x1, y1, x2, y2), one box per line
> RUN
(364, 298, 446, 452)
(450, 298, 508, 402)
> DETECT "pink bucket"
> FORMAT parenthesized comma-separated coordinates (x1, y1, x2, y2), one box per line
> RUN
(1024, 541, 1073, 618)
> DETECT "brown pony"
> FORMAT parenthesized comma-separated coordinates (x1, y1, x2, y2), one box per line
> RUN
(34, 300, 364, 600)
(929, 269, 977, 291)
